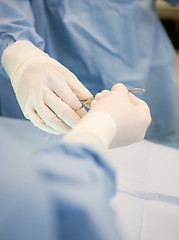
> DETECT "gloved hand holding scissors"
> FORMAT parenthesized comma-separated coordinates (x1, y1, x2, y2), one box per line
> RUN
(2, 40, 93, 134)
(63, 84, 151, 150)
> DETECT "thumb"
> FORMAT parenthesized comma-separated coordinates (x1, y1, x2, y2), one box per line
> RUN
(128, 93, 145, 106)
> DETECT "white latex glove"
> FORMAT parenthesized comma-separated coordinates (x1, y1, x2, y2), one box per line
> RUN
(63, 84, 151, 151)
(1, 41, 92, 134)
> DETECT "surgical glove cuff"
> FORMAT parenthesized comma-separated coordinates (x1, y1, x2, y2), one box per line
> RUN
(1, 40, 48, 79)
(62, 111, 116, 152)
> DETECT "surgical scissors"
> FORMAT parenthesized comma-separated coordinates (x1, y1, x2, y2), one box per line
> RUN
(77, 88, 145, 110)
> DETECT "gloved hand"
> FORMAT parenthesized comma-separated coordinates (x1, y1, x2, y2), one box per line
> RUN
(63, 84, 151, 150)
(91, 84, 151, 148)
(1, 41, 92, 134)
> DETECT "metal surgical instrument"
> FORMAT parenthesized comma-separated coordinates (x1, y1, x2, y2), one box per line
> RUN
(77, 88, 145, 110)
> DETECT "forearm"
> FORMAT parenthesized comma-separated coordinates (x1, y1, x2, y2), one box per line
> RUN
(62, 111, 116, 152)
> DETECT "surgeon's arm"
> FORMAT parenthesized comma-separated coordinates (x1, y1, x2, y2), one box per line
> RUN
(0, 1, 92, 135)
(0, 0, 44, 57)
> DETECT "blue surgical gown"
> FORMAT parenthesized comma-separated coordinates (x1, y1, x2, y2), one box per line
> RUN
(0, 0, 179, 142)
(0, 117, 120, 240)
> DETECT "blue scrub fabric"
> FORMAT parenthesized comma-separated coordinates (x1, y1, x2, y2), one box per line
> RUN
(0, 0, 179, 143)
(0, 117, 120, 240)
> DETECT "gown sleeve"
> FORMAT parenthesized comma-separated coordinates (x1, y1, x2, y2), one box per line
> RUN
(0, 125, 120, 240)
(0, 0, 44, 62)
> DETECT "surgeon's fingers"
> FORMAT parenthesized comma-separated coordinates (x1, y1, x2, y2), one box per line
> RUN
(35, 102, 71, 134)
(90, 100, 97, 108)
(58, 65, 93, 100)
(26, 110, 61, 135)
(95, 90, 110, 101)
(44, 90, 81, 128)
(111, 83, 128, 93)
(50, 73, 87, 118)
(128, 93, 151, 126)
(111, 83, 147, 107)
(75, 106, 87, 117)
(101, 90, 110, 96)
(111, 83, 142, 105)
(128, 92, 146, 106)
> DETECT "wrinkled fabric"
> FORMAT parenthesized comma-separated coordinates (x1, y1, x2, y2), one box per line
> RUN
(108, 140, 179, 240)
(0, 117, 120, 240)
(0, 0, 179, 142)
(1, 117, 179, 240)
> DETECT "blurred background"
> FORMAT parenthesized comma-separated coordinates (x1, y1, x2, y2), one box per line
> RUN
(156, 0, 179, 87)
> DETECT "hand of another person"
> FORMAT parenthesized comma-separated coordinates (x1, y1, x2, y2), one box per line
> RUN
(91, 83, 151, 148)
(63, 83, 151, 150)
(2, 41, 92, 134)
